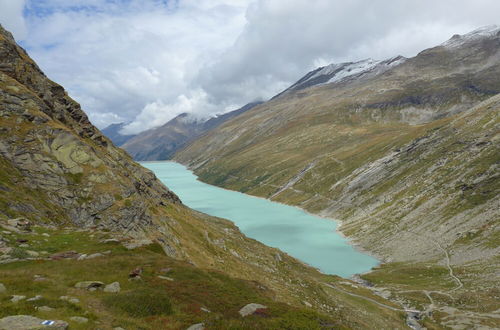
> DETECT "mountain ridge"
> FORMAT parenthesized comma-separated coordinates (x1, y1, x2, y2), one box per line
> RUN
(174, 26, 500, 328)
(120, 101, 262, 160)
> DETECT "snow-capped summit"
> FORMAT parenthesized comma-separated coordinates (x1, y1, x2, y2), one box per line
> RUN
(442, 25, 500, 48)
(280, 55, 406, 95)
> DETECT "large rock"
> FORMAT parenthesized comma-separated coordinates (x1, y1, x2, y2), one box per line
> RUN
(11, 295, 26, 303)
(238, 303, 267, 317)
(103, 282, 121, 293)
(74, 281, 104, 290)
(6, 218, 31, 232)
(0, 283, 6, 293)
(0, 315, 68, 329)
(186, 323, 204, 330)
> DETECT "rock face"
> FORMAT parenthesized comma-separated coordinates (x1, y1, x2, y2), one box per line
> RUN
(0, 24, 181, 235)
(120, 102, 262, 161)
(175, 27, 500, 267)
(0, 315, 68, 329)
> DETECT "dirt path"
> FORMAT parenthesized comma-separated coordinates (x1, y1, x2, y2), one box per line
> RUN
(323, 283, 420, 313)
(434, 241, 464, 292)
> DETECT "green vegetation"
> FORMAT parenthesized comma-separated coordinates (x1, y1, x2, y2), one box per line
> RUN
(0, 227, 351, 329)
(104, 289, 173, 317)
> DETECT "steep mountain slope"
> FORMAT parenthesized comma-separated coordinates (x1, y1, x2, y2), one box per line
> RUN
(121, 102, 262, 160)
(0, 25, 412, 328)
(175, 26, 500, 327)
(101, 122, 136, 146)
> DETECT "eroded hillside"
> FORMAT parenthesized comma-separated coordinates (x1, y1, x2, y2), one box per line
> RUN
(175, 27, 500, 328)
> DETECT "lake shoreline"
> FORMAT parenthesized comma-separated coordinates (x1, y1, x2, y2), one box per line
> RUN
(142, 160, 381, 278)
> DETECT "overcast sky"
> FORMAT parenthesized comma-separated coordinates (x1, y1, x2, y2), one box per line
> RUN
(0, 0, 499, 134)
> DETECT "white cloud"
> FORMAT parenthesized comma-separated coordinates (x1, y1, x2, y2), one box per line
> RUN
(0, 0, 498, 133)
(197, 0, 500, 105)
(0, 0, 27, 40)
(121, 89, 218, 135)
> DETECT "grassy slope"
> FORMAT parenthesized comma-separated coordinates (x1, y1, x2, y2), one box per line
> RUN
(176, 94, 500, 329)
(0, 226, 407, 329)
(174, 40, 500, 327)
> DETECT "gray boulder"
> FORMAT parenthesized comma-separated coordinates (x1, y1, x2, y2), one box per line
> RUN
(186, 323, 204, 330)
(0, 283, 6, 293)
(238, 303, 267, 317)
(0, 315, 68, 329)
(103, 282, 121, 293)
(11, 295, 26, 303)
(74, 281, 104, 291)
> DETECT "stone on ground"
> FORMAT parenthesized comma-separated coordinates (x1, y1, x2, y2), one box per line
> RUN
(238, 303, 267, 317)
(60, 296, 80, 304)
(0, 283, 6, 293)
(69, 316, 88, 324)
(186, 323, 205, 330)
(0, 315, 68, 329)
(37, 306, 55, 312)
(11, 295, 26, 303)
(84, 253, 104, 260)
(104, 282, 121, 293)
(74, 281, 104, 290)
(27, 295, 43, 302)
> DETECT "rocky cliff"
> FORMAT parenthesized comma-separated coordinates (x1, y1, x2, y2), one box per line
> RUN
(0, 25, 183, 233)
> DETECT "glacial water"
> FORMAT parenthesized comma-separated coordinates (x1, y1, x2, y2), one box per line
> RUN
(142, 161, 379, 277)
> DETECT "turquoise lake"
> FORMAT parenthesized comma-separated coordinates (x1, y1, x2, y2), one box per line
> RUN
(142, 161, 379, 278)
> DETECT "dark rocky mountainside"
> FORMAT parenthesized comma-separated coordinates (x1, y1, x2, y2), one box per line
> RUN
(175, 26, 500, 328)
(0, 25, 181, 232)
(120, 102, 262, 160)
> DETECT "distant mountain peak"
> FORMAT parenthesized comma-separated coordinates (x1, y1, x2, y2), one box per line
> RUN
(279, 55, 406, 96)
(442, 24, 500, 48)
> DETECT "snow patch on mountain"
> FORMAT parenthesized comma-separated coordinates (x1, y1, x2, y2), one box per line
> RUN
(303, 56, 405, 87)
(442, 25, 500, 48)
(326, 59, 380, 84)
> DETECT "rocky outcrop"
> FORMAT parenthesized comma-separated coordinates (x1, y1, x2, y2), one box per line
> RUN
(0, 24, 180, 234)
